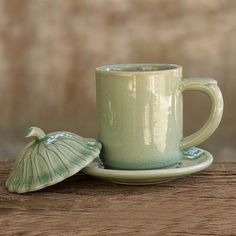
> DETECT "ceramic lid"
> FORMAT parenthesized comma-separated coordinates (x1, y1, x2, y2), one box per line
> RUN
(6, 127, 102, 193)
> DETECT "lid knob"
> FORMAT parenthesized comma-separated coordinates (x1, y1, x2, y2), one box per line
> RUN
(24, 127, 46, 140)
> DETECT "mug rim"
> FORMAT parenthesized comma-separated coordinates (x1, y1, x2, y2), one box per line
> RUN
(96, 63, 182, 75)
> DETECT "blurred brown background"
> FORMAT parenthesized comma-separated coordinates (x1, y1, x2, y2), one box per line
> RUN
(0, 0, 235, 160)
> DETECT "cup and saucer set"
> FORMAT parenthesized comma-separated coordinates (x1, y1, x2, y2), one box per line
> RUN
(6, 64, 223, 193)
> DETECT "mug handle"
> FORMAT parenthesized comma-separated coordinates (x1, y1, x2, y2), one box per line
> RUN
(180, 77, 224, 150)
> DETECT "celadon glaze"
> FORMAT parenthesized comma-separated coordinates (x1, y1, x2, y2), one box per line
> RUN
(96, 64, 223, 170)
(6, 127, 102, 193)
(82, 148, 213, 185)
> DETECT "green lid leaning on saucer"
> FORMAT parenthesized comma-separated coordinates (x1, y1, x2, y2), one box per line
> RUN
(6, 127, 102, 193)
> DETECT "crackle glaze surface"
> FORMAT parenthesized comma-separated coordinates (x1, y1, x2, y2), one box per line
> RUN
(96, 64, 223, 170)
(97, 64, 183, 169)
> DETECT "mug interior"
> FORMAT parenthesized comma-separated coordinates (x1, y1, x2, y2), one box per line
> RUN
(96, 64, 181, 73)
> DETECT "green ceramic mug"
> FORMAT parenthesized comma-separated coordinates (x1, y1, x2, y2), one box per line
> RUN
(96, 64, 223, 170)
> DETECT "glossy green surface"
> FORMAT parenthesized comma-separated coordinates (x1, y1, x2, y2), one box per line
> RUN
(6, 127, 102, 193)
(96, 64, 223, 170)
(82, 148, 213, 185)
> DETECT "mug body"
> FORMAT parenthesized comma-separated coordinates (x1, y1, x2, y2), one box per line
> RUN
(96, 64, 183, 170)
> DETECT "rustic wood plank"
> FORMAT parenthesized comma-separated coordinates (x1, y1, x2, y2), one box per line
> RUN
(0, 161, 236, 235)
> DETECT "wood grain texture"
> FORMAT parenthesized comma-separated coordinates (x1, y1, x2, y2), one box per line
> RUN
(0, 161, 235, 235)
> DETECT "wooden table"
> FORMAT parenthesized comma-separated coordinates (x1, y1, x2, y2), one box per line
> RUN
(0, 161, 235, 235)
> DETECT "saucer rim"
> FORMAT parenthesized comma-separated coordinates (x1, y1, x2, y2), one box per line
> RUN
(82, 149, 213, 179)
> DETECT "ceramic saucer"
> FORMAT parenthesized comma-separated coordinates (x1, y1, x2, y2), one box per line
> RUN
(82, 148, 213, 185)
